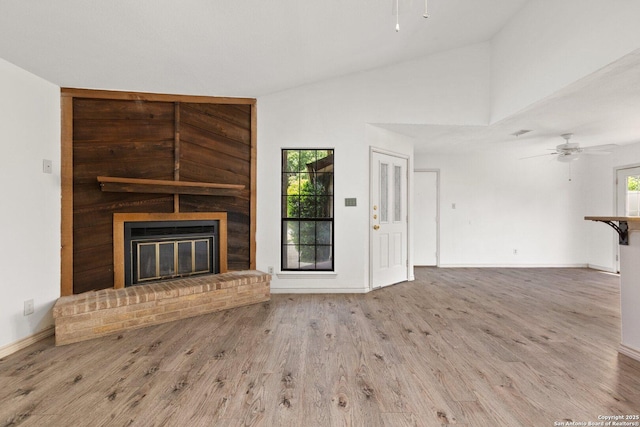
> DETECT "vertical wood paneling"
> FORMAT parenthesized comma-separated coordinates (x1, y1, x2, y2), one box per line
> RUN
(179, 102, 253, 271)
(61, 95, 74, 296)
(250, 102, 257, 269)
(72, 98, 176, 293)
(63, 89, 256, 294)
(174, 102, 181, 213)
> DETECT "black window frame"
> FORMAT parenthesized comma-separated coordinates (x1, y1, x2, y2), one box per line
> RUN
(281, 149, 334, 271)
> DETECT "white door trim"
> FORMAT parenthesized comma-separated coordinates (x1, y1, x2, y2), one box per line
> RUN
(414, 168, 440, 267)
(369, 147, 411, 291)
(615, 164, 640, 273)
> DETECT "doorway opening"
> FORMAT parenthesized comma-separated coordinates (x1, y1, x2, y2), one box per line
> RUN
(615, 165, 640, 272)
(414, 170, 439, 267)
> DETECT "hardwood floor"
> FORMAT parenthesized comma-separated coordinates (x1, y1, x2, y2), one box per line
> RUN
(1, 268, 639, 426)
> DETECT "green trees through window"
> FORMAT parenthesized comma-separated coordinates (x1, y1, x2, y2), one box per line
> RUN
(282, 149, 334, 270)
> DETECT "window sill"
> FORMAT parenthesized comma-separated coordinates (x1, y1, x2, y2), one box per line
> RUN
(276, 271, 337, 279)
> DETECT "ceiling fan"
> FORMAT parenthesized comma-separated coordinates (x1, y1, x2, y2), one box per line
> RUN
(526, 133, 616, 162)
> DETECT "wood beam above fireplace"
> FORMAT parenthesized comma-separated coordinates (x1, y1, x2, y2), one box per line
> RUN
(97, 176, 245, 197)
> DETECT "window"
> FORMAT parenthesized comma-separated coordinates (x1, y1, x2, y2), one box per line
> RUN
(627, 175, 640, 216)
(282, 149, 334, 271)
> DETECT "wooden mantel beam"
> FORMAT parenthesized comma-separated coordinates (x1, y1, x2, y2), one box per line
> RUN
(97, 176, 245, 197)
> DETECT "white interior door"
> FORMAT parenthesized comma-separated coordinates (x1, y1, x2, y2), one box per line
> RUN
(371, 150, 408, 289)
(414, 170, 438, 266)
(616, 166, 640, 272)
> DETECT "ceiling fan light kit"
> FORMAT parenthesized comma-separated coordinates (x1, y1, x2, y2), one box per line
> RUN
(557, 153, 580, 163)
(395, 0, 430, 32)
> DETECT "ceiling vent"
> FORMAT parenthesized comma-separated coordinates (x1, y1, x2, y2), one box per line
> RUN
(511, 129, 532, 137)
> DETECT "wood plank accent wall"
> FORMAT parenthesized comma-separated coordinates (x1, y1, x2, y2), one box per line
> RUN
(61, 89, 257, 295)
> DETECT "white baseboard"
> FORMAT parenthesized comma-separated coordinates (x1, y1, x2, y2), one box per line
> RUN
(0, 326, 55, 359)
(588, 264, 618, 274)
(437, 263, 589, 268)
(619, 343, 640, 363)
(270, 288, 368, 294)
(275, 272, 338, 280)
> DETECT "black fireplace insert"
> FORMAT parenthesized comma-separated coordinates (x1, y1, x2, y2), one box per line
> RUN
(123, 220, 219, 286)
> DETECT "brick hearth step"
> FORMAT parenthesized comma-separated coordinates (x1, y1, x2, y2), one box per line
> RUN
(53, 270, 271, 345)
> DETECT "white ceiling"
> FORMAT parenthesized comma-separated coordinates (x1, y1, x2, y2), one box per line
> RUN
(378, 48, 640, 154)
(1, 0, 639, 155)
(0, 0, 526, 96)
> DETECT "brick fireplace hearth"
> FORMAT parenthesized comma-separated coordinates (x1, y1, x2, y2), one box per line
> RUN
(53, 270, 270, 345)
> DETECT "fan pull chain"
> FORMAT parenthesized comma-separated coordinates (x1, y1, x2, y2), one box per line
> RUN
(569, 163, 573, 182)
(424, 0, 429, 18)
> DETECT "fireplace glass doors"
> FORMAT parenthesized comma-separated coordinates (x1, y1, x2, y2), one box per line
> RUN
(124, 220, 219, 286)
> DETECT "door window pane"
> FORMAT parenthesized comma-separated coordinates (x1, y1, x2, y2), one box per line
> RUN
(380, 163, 388, 223)
(394, 165, 402, 222)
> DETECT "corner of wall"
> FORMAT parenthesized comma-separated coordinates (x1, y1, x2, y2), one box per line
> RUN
(0, 57, 61, 350)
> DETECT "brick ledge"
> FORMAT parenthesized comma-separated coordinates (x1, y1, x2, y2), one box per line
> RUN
(53, 270, 270, 345)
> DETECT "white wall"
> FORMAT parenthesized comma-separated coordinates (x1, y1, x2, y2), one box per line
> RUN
(257, 43, 490, 292)
(257, 6, 640, 290)
(415, 148, 590, 267)
(0, 58, 60, 350)
(491, 0, 640, 123)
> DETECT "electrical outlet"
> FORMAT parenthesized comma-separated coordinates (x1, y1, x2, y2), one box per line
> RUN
(43, 159, 52, 174)
(24, 299, 34, 316)
(268, 266, 274, 274)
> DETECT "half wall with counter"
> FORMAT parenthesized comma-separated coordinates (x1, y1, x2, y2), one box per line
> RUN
(586, 216, 640, 362)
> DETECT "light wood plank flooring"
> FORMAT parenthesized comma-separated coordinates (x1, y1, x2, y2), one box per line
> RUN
(1, 268, 639, 426)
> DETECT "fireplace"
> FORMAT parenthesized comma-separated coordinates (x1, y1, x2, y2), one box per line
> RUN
(124, 220, 219, 286)
(113, 213, 228, 289)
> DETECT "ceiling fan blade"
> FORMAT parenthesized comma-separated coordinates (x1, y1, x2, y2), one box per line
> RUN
(582, 144, 618, 151)
(519, 153, 557, 160)
(582, 151, 612, 155)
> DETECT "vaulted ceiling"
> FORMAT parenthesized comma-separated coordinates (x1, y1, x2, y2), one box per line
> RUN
(1, 0, 639, 154)
(0, 0, 526, 96)
(379, 48, 640, 154)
